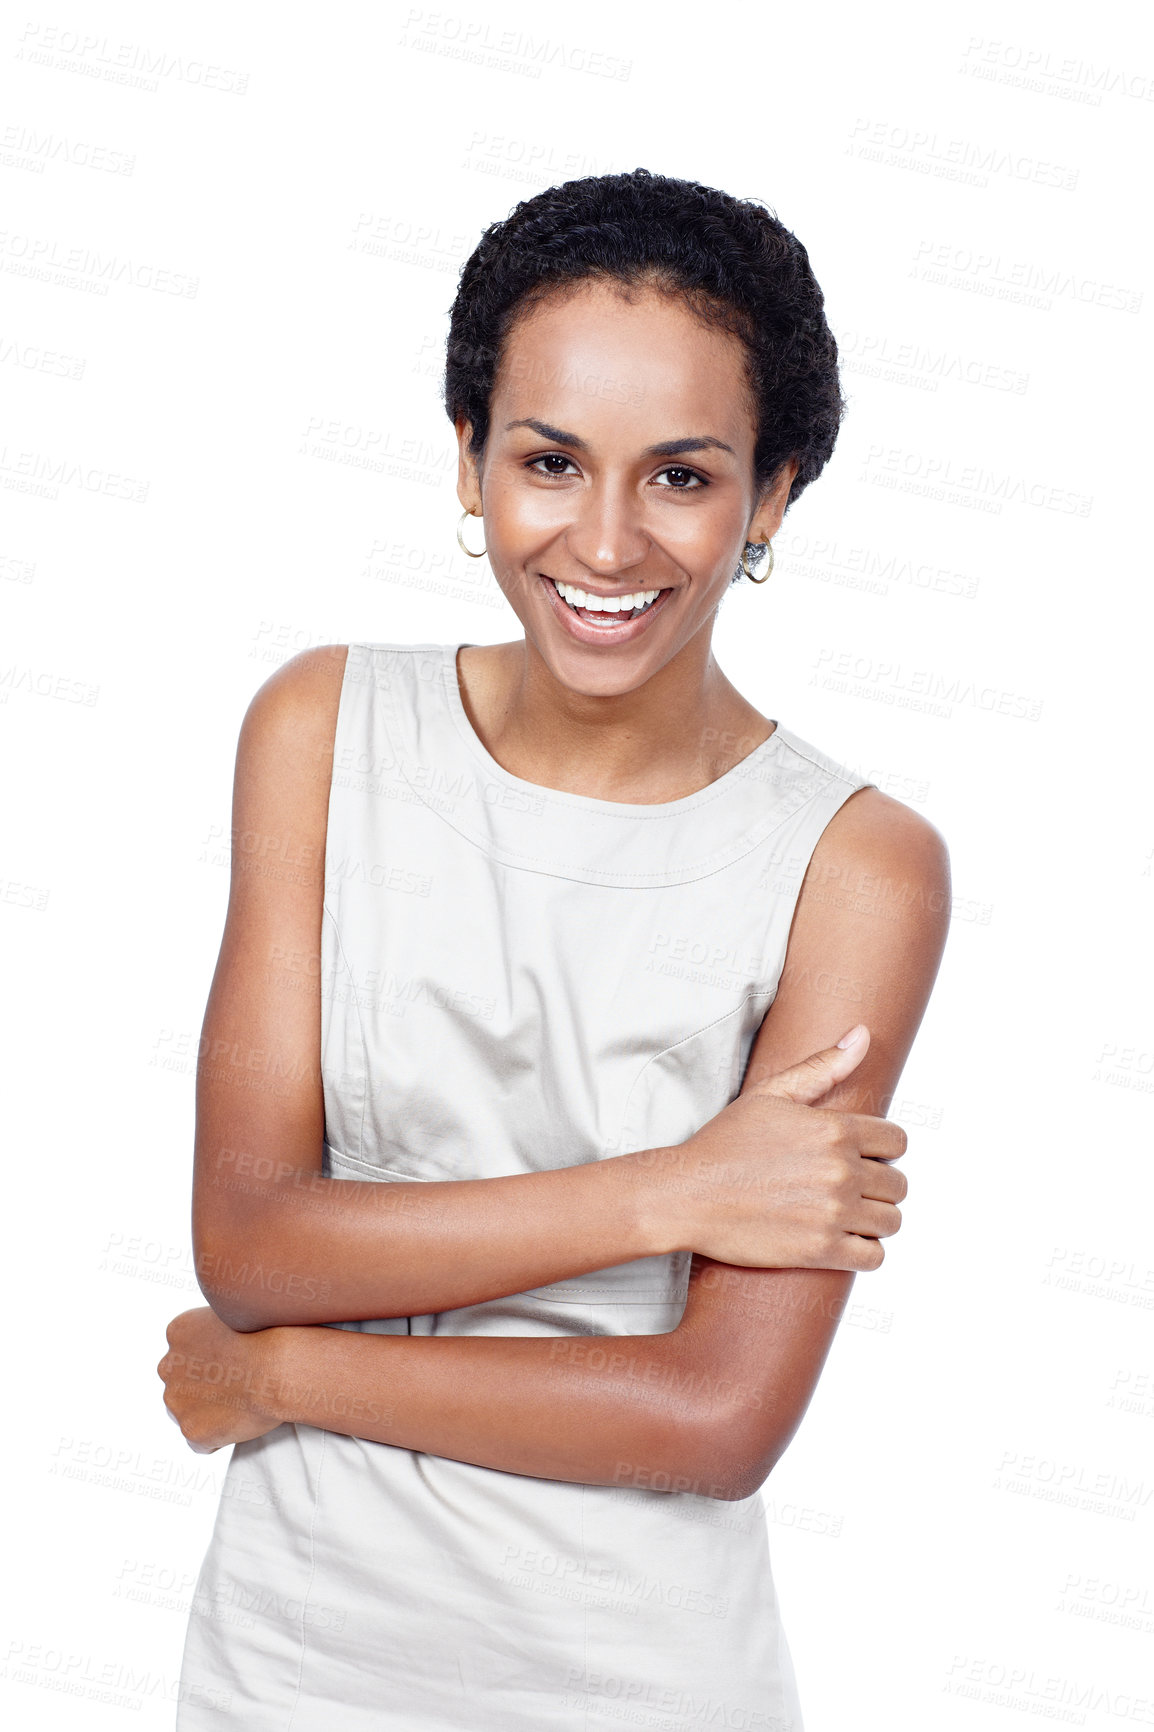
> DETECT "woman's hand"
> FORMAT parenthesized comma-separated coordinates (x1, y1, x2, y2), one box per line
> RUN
(638, 1025, 909, 1272)
(157, 1307, 287, 1453)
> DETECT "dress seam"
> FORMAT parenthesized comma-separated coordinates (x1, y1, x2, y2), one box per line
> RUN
(364, 761, 832, 886)
(324, 900, 371, 1161)
(326, 643, 375, 1163)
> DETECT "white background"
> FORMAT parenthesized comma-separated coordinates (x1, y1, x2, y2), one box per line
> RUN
(3, 1, 1152, 1726)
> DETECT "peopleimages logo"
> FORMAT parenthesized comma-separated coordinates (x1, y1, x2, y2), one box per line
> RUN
(397, 11, 632, 81)
(848, 117, 1079, 190)
(959, 36, 1154, 105)
(15, 22, 249, 94)
(912, 239, 1142, 314)
(859, 444, 1092, 517)
(810, 648, 1044, 723)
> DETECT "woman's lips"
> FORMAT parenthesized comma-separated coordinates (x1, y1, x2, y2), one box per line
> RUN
(539, 574, 675, 645)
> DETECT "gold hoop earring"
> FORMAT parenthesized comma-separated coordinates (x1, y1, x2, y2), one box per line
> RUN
(456, 509, 487, 559)
(742, 541, 774, 583)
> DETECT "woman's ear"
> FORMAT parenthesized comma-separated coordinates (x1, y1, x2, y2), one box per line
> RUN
(749, 458, 800, 544)
(455, 419, 483, 515)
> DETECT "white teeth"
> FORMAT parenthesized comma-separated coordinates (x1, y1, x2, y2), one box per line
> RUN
(552, 579, 661, 617)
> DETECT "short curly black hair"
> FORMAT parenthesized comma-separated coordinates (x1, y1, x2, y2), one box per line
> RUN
(443, 168, 845, 543)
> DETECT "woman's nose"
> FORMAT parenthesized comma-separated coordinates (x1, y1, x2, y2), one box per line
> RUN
(563, 485, 650, 580)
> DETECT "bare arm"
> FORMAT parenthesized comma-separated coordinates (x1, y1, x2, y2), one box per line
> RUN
(166, 786, 949, 1499)
(668, 787, 952, 1497)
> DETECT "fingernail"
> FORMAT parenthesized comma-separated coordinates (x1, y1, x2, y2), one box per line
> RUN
(837, 1025, 865, 1048)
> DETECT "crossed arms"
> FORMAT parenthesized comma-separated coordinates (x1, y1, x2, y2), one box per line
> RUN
(161, 646, 951, 1500)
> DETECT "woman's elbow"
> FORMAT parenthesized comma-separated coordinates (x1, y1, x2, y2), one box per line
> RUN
(680, 1403, 785, 1502)
(194, 1266, 271, 1334)
(192, 1212, 282, 1332)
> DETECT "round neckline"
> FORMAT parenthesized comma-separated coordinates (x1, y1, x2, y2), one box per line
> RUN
(443, 642, 784, 817)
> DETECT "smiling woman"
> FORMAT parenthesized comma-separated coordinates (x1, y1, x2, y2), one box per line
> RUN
(162, 168, 949, 1730)
(461, 288, 792, 680)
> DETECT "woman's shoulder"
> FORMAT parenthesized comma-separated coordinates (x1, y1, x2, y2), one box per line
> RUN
(233, 645, 353, 811)
(242, 642, 350, 735)
(803, 778, 952, 940)
(820, 781, 949, 869)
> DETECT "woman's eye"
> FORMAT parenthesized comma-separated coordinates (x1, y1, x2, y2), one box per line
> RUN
(528, 453, 578, 476)
(654, 466, 705, 489)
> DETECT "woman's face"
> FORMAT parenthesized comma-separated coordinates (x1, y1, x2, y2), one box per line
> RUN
(455, 279, 797, 696)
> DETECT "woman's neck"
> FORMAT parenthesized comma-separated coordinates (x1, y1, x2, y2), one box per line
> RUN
(455, 640, 776, 805)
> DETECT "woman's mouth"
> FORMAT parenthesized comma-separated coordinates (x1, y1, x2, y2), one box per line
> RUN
(552, 578, 661, 622)
(541, 574, 675, 639)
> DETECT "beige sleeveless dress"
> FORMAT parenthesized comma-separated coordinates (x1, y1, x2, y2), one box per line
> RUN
(176, 640, 873, 1730)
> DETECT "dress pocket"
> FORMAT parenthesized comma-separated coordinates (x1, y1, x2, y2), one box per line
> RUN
(616, 995, 770, 1157)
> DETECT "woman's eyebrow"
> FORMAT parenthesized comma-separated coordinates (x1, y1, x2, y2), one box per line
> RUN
(504, 417, 736, 458)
